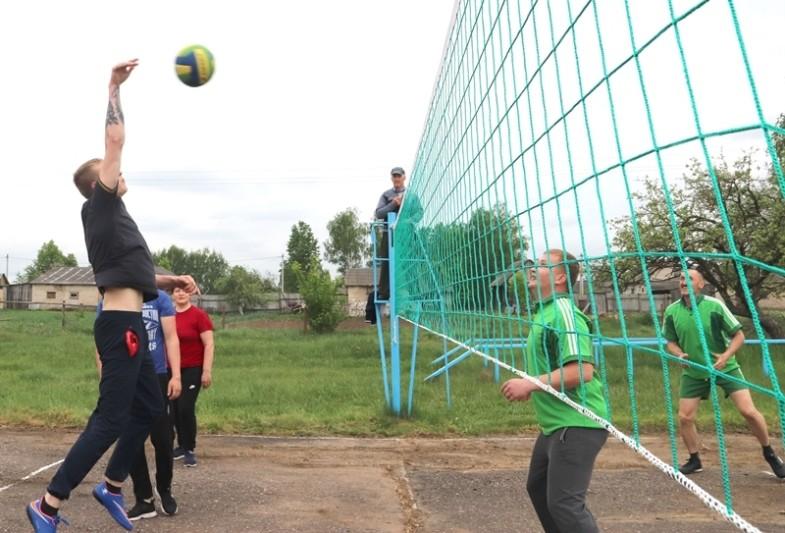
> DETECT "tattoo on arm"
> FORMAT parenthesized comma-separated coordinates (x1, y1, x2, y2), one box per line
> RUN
(105, 87, 124, 127)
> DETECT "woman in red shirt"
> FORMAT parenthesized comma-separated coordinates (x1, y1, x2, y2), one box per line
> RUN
(171, 287, 214, 467)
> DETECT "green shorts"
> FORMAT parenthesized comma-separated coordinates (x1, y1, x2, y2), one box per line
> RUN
(680, 368, 748, 400)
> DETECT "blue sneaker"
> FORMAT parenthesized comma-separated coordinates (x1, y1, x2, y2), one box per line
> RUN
(92, 482, 133, 531)
(173, 447, 185, 460)
(184, 450, 197, 467)
(26, 499, 69, 532)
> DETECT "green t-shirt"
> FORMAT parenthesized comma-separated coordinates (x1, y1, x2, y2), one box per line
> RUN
(662, 295, 743, 379)
(526, 294, 608, 435)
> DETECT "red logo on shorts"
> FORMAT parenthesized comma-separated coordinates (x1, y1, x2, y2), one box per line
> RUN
(125, 329, 139, 357)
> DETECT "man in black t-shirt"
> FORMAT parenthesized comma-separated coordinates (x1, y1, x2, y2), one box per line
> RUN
(26, 59, 198, 533)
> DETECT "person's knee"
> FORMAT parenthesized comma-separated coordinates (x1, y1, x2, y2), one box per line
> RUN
(678, 408, 696, 425)
(547, 496, 576, 526)
(149, 417, 171, 445)
(95, 410, 130, 438)
(548, 494, 593, 532)
(179, 401, 197, 417)
(149, 401, 165, 419)
(131, 396, 162, 425)
(739, 405, 761, 422)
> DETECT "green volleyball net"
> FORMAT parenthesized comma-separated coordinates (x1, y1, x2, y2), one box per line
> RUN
(391, 0, 785, 530)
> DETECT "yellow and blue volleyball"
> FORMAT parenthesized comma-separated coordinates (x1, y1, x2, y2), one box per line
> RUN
(175, 45, 215, 87)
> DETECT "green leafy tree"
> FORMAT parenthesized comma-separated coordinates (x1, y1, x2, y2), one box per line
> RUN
(609, 137, 785, 337)
(21, 240, 78, 282)
(283, 221, 320, 292)
(292, 261, 345, 333)
(422, 206, 526, 311)
(151, 245, 188, 274)
(324, 208, 369, 275)
(153, 246, 229, 294)
(217, 266, 268, 315)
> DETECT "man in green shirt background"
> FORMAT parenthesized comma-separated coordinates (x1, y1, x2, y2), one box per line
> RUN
(663, 269, 785, 477)
(502, 249, 608, 533)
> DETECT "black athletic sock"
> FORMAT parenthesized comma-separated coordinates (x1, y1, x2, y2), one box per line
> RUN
(763, 445, 776, 458)
(689, 452, 700, 462)
(40, 498, 59, 517)
(105, 482, 122, 495)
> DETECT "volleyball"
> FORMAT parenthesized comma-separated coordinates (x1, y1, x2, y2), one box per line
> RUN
(175, 45, 215, 87)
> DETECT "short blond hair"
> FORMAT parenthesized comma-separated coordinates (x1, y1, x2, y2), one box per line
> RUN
(73, 158, 102, 199)
(545, 249, 580, 287)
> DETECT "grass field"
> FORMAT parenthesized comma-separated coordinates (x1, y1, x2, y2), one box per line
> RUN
(0, 308, 784, 437)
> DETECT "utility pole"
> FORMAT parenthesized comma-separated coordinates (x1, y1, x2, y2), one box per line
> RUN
(4, 254, 8, 279)
(279, 254, 285, 310)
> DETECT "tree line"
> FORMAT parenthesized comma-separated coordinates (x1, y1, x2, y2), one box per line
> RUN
(17, 207, 370, 328)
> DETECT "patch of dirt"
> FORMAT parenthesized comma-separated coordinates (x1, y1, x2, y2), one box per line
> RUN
(1, 431, 783, 532)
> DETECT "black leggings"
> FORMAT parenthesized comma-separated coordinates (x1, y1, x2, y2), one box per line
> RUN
(172, 366, 202, 451)
(378, 228, 390, 300)
(129, 373, 173, 500)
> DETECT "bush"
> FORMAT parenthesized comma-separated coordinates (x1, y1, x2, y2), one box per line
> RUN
(292, 262, 345, 333)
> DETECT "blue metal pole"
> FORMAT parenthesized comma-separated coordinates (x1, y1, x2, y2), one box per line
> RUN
(371, 220, 391, 407)
(407, 304, 422, 416)
(376, 313, 391, 407)
(426, 349, 474, 381)
(443, 336, 452, 409)
(430, 344, 466, 365)
(493, 344, 501, 383)
(388, 212, 401, 415)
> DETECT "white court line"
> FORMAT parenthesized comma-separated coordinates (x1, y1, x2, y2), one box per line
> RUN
(0, 459, 64, 494)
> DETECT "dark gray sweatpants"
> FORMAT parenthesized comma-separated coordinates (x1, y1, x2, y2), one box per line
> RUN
(526, 427, 608, 533)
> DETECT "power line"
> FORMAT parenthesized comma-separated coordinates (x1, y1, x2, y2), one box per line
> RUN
(129, 173, 380, 185)
(226, 256, 282, 262)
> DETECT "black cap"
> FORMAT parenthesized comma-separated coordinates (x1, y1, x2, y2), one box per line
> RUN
(390, 167, 405, 176)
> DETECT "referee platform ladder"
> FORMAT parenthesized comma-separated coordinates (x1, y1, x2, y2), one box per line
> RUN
(371, 212, 408, 416)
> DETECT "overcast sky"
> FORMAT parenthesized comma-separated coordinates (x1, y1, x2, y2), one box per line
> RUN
(1, 1, 783, 282)
(0, 0, 455, 280)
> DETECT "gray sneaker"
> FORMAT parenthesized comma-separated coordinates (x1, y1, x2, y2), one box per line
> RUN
(184, 450, 197, 467)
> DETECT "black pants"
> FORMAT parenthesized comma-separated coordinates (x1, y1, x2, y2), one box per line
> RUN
(172, 366, 202, 452)
(129, 373, 173, 501)
(48, 311, 162, 500)
(364, 291, 378, 324)
(526, 427, 608, 533)
(378, 228, 390, 300)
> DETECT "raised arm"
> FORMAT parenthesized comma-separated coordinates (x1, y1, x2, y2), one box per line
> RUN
(156, 274, 200, 295)
(98, 59, 138, 191)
